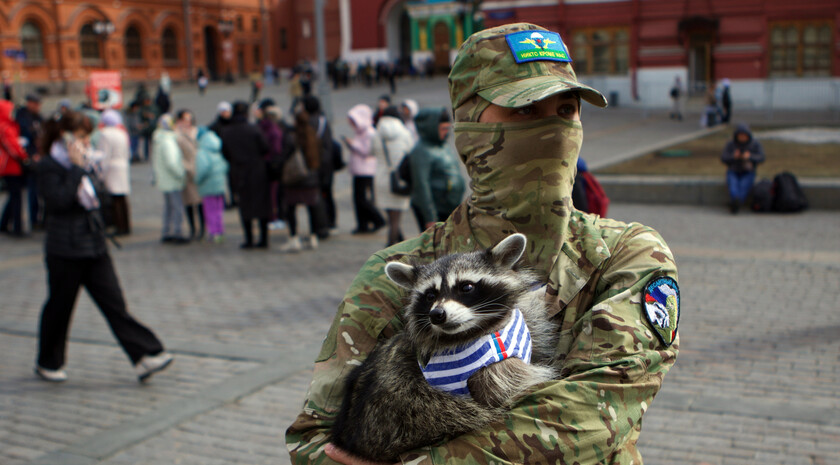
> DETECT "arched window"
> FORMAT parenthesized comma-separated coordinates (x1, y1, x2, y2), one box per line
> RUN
(80, 23, 101, 61)
(21, 21, 45, 62)
(125, 25, 142, 61)
(162, 27, 178, 61)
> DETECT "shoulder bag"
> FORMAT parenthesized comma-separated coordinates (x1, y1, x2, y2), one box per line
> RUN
(381, 136, 411, 196)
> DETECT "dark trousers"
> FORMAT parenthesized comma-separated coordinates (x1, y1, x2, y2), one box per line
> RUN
(320, 185, 337, 228)
(241, 217, 268, 245)
(352, 176, 384, 232)
(1, 175, 25, 234)
(286, 201, 328, 238)
(111, 194, 131, 235)
(27, 171, 41, 228)
(38, 254, 164, 369)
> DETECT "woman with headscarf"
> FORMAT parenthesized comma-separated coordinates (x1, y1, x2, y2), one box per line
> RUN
(98, 109, 132, 235)
(343, 104, 385, 235)
(371, 106, 414, 246)
(220, 101, 271, 249)
(400, 99, 420, 143)
(174, 109, 204, 240)
(151, 114, 188, 244)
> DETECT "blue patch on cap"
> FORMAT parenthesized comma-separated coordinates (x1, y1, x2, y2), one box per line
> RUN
(505, 31, 572, 64)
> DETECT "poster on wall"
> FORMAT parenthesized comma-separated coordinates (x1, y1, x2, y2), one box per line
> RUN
(87, 71, 122, 110)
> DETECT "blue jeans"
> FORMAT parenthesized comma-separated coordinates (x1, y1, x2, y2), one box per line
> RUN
(162, 191, 184, 238)
(727, 170, 756, 203)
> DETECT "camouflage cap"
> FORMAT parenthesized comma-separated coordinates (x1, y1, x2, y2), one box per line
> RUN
(449, 23, 608, 111)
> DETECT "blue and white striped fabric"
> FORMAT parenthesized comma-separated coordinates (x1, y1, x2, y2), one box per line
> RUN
(420, 308, 532, 396)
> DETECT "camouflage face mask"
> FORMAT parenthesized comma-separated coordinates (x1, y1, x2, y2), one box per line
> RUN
(453, 116, 583, 271)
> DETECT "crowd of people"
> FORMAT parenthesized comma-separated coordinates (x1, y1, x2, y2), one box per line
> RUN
(0, 78, 468, 254)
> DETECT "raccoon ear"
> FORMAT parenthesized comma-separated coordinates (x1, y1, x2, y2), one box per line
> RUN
(384, 262, 417, 289)
(490, 233, 527, 269)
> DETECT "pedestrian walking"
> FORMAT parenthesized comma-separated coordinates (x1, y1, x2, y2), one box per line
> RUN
(98, 110, 132, 235)
(721, 124, 764, 214)
(719, 78, 732, 124)
(15, 94, 44, 231)
(220, 101, 271, 249)
(174, 109, 204, 240)
(197, 69, 208, 96)
(289, 22, 679, 465)
(0, 99, 30, 237)
(151, 114, 189, 244)
(123, 101, 143, 162)
(35, 110, 173, 383)
(371, 106, 414, 246)
(669, 75, 683, 121)
(195, 127, 228, 243)
(344, 104, 385, 235)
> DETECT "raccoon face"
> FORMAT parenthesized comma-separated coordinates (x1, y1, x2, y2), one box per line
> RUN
(385, 234, 530, 347)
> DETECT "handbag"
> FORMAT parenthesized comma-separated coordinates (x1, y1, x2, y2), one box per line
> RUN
(381, 136, 411, 196)
(282, 148, 310, 185)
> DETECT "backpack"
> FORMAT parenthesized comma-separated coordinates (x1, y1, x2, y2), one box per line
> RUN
(772, 172, 808, 213)
(580, 171, 609, 217)
(750, 178, 774, 212)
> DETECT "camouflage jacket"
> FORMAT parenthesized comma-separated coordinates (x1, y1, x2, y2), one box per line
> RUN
(286, 204, 679, 464)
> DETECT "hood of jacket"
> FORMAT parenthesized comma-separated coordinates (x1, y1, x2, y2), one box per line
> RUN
(0, 100, 15, 125)
(415, 107, 445, 146)
(376, 116, 408, 141)
(347, 104, 373, 135)
(198, 129, 222, 153)
(733, 123, 753, 149)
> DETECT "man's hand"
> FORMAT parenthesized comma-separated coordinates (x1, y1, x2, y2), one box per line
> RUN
(324, 443, 397, 465)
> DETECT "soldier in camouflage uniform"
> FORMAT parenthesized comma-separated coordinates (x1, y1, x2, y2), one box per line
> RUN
(286, 23, 680, 465)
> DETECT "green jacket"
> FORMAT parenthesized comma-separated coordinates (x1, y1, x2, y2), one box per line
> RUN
(151, 128, 185, 192)
(409, 108, 465, 224)
(286, 206, 679, 464)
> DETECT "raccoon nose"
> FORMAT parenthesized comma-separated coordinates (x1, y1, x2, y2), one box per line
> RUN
(429, 307, 446, 325)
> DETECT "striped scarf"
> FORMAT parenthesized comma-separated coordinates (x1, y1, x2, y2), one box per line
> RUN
(420, 308, 532, 396)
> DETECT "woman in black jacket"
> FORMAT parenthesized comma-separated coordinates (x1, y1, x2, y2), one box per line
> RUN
(35, 111, 173, 383)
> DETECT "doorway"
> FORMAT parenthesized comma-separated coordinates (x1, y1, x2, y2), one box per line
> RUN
(203, 27, 219, 80)
(432, 21, 451, 72)
(688, 35, 712, 97)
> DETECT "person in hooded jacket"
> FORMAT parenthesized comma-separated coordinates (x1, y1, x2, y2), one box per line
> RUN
(194, 127, 229, 242)
(371, 106, 414, 246)
(174, 109, 204, 240)
(408, 107, 465, 231)
(220, 101, 271, 249)
(303, 96, 336, 234)
(287, 23, 679, 465)
(344, 104, 385, 235)
(399, 99, 419, 143)
(35, 110, 172, 383)
(721, 124, 765, 214)
(0, 99, 30, 236)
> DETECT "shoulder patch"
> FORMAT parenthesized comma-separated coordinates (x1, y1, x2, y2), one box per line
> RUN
(505, 31, 572, 64)
(642, 276, 680, 347)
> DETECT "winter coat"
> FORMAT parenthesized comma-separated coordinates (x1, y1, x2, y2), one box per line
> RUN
(151, 127, 185, 192)
(221, 116, 271, 219)
(721, 124, 765, 174)
(195, 129, 229, 198)
(14, 105, 42, 156)
(98, 126, 132, 195)
(0, 100, 28, 177)
(311, 113, 335, 187)
(38, 152, 108, 258)
(346, 104, 377, 177)
(409, 108, 465, 224)
(372, 115, 414, 211)
(176, 128, 201, 205)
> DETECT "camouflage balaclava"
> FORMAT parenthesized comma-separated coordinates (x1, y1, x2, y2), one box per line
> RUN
(447, 23, 606, 275)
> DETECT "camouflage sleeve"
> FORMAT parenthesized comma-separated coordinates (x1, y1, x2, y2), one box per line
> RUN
(285, 249, 410, 464)
(401, 224, 679, 464)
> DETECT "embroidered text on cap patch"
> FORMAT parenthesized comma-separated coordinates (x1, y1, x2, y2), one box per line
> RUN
(505, 31, 572, 64)
(642, 276, 680, 347)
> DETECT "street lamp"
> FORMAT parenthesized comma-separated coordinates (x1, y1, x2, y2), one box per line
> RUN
(218, 19, 234, 82)
(92, 20, 114, 69)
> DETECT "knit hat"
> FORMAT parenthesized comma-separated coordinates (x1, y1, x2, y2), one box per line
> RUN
(216, 101, 232, 114)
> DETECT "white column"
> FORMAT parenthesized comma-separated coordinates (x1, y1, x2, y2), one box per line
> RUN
(339, 0, 352, 59)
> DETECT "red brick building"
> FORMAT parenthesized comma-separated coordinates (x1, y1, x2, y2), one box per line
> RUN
(0, 0, 268, 95)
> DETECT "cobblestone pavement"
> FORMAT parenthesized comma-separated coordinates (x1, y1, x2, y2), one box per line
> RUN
(2, 78, 839, 464)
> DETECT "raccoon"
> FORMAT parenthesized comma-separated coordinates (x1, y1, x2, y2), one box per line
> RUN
(330, 233, 559, 462)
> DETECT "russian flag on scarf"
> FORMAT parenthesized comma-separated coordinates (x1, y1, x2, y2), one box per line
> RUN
(420, 308, 532, 396)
